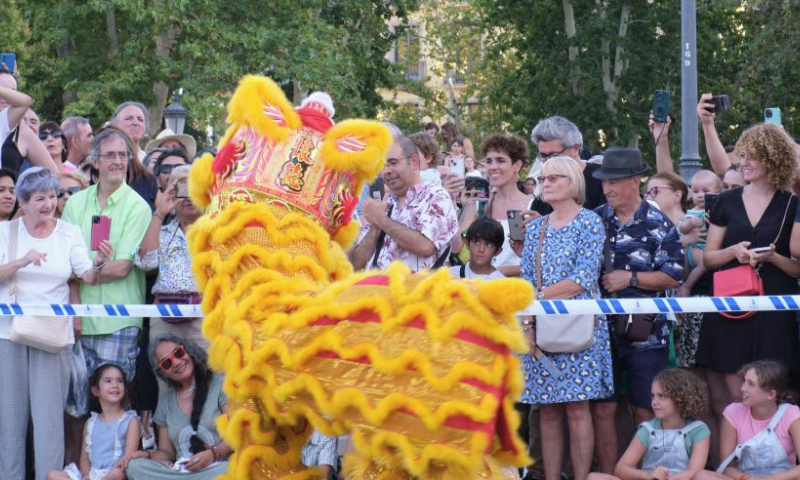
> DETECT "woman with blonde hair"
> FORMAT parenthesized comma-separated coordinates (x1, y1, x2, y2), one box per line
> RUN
(511, 156, 613, 480)
(697, 123, 800, 420)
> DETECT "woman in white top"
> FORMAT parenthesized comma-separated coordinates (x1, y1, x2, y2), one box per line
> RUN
(451, 133, 532, 276)
(0, 167, 112, 480)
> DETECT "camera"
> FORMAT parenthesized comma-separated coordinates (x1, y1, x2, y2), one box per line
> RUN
(92, 215, 101, 224)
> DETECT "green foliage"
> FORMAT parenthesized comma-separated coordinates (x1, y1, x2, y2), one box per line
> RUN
(3, 0, 417, 150)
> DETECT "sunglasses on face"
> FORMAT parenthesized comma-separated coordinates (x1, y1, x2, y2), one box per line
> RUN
(39, 130, 64, 140)
(157, 163, 184, 175)
(158, 345, 187, 371)
(57, 187, 82, 198)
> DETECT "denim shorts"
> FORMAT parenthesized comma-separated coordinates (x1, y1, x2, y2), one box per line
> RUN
(594, 339, 668, 409)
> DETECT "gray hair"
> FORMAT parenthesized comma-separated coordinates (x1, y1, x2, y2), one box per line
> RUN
(148, 332, 209, 388)
(90, 128, 133, 164)
(15, 167, 60, 203)
(110, 101, 149, 132)
(61, 116, 90, 143)
(393, 133, 420, 160)
(530, 116, 583, 149)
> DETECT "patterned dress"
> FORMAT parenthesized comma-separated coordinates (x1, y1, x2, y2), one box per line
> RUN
(520, 208, 614, 404)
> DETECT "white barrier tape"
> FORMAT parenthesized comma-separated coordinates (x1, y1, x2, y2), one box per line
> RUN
(1, 296, 799, 319)
(0, 304, 203, 318)
(518, 295, 800, 316)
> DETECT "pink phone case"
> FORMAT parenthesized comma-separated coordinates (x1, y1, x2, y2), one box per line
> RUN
(91, 215, 111, 251)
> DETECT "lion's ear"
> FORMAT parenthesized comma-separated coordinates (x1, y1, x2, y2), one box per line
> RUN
(226, 75, 301, 143)
(321, 120, 391, 184)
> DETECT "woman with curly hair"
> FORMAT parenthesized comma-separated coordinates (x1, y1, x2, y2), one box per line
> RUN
(587, 369, 710, 480)
(697, 123, 800, 412)
(123, 334, 231, 480)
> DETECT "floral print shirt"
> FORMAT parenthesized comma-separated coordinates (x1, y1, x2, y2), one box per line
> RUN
(357, 181, 459, 272)
(134, 221, 198, 294)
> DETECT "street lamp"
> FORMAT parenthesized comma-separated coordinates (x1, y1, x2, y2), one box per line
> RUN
(163, 92, 188, 135)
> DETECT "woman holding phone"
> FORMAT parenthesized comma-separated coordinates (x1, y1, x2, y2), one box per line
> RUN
(450, 133, 532, 276)
(0, 167, 112, 480)
(697, 123, 800, 412)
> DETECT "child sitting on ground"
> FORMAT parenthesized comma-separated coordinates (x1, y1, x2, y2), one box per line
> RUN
(450, 217, 505, 280)
(677, 170, 722, 297)
(48, 364, 140, 480)
(695, 360, 800, 480)
(587, 368, 710, 480)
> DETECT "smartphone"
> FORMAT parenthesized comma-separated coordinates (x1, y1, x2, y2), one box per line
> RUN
(765, 107, 782, 127)
(448, 156, 465, 178)
(652, 90, 670, 123)
(175, 181, 189, 199)
(749, 246, 773, 253)
(704, 193, 719, 215)
(371, 190, 382, 201)
(90, 215, 111, 251)
(507, 210, 526, 241)
(710, 95, 731, 114)
(0, 53, 16, 74)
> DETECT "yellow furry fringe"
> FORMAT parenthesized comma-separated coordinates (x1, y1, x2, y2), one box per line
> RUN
(322, 120, 392, 181)
(227, 75, 301, 142)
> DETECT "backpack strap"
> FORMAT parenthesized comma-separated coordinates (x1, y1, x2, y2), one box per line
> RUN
(459, 264, 467, 278)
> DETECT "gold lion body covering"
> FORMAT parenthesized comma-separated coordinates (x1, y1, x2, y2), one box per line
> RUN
(187, 76, 534, 480)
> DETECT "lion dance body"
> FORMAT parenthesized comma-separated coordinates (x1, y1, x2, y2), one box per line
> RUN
(186, 76, 534, 480)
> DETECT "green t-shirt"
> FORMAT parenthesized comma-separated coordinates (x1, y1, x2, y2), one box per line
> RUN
(62, 183, 151, 335)
(636, 418, 711, 454)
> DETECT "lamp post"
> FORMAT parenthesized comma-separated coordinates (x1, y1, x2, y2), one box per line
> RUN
(679, 0, 702, 184)
(163, 92, 188, 135)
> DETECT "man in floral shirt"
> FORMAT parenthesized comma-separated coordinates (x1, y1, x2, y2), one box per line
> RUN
(590, 147, 684, 473)
(351, 133, 458, 272)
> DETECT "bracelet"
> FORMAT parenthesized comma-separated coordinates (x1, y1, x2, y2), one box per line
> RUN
(207, 444, 221, 461)
(92, 262, 106, 272)
(153, 211, 165, 220)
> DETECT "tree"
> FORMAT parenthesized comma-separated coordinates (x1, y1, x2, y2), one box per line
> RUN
(4, 0, 418, 149)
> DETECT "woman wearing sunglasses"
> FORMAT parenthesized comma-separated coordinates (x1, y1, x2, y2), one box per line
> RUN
(56, 172, 87, 219)
(124, 333, 230, 480)
(38, 121, 68, 171)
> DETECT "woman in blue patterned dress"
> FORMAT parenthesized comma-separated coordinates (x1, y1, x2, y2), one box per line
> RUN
(511, 156, 613, 480)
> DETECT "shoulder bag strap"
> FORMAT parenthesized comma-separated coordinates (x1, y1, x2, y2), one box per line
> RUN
(771, 193, 795, 246)
(602, 218, 616, 299)
(370, 204, 394, 269)
(535, 217, 549, 293)
(431, 246, 450, 269)
(9, 219, 19, 302)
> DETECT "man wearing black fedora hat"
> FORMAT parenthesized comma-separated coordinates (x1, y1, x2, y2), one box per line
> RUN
(589, 146, 685, 473)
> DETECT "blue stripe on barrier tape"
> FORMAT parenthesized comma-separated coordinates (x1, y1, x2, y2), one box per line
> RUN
(104, 305, 117, 316)
(157, 304, 170, 317)
(667, 298, 683, 312)
(554, 301, 568, 314)
(784, 296, 799, 310)
(770, 297, 786, 310)
(541, 301, 555, 315)
(653, 298, 669, 313)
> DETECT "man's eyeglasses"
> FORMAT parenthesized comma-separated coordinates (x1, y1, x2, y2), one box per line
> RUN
(98, 151, 130, 162)
(535, 147, 569, 162)
(643, 186, 675, 198)
(38, 130, 63, 140)
(537, 174, 568, 184)
(158, 345, 187, 371)
(157, 163, 185, 175)
(57, 187, 82, 199)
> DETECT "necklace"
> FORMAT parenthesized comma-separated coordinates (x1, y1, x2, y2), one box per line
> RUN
(180, 382, 196, 399)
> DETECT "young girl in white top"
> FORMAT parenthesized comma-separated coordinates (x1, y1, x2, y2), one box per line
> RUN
(48, 364, 140, 480)
(695, 360, 800, 480)
(588, 369, 711, 480)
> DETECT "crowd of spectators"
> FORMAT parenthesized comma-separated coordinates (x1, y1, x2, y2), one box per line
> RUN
(3, 59, 800, 480)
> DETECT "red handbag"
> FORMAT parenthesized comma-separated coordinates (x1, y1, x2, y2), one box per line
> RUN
(712, 265, 763, 319)
(711, 192, 794, 320)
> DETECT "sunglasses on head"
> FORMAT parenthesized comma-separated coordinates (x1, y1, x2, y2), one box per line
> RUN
(158, 344, 187, 371)
(38, 130, 63, 140)
(57, 187, 82, 198)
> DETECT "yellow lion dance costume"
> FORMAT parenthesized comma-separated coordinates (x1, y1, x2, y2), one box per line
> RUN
(187, 75, 534, 480)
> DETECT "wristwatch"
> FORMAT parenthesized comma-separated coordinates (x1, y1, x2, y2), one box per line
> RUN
(629, 271, 639, 288)
(536, 291, 546, 300)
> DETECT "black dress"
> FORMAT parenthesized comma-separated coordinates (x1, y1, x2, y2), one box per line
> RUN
(696, 188, 799, 373)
